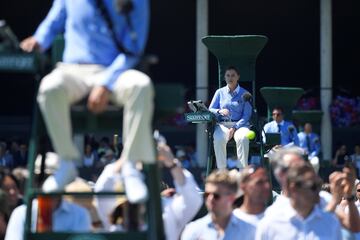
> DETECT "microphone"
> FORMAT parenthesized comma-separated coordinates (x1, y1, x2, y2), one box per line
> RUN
(114, 0, 137, 41)
(187, 101, 198, 112)
(242, 92, 252, 102)
(114, 0, 134, 14)
(314, 138, 319, 144)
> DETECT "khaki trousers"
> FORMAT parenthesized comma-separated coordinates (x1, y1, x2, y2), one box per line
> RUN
(37, 63, 155, 164)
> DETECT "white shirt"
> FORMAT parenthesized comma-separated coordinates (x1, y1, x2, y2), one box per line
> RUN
(265, 190, 332, 217)
(94, 163, 203, 240)
(256, 204, 342, 240)
(162, 170, 203, 240)
(232, 209, 264, 240)
(233, 208, 264, 226)
(5, 199, 91, 240)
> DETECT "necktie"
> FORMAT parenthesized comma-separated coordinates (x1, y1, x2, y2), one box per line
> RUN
(306, 135, 311, 152)
(277, 124, 281, 133)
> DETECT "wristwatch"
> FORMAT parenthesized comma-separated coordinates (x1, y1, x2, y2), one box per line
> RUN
(168, 158, 181, 170)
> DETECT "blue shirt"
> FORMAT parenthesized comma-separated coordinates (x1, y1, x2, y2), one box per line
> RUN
(5, 199, 91, 240)
(181, 213, 253, 240)
(209, 85, 252, 129)
(33, 0, 149, 91)
(297, 132, 321, 157)
(263, 120, 299, 146)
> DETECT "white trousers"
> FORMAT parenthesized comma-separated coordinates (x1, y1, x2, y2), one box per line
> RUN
(213, 123, 250, 169)
(37, 63, 155, 164)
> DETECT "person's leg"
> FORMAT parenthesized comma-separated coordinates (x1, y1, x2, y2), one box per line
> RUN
(111, 69, 154, 203)
(234, 127, 250, 169)
(111, 69, 155, 163)
(213, 124, 229, 169)
(37, 64, 98, 191)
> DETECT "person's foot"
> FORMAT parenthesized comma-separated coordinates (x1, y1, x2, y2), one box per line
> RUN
(42, 160, 78, 192)
(121, 161, 148, 203)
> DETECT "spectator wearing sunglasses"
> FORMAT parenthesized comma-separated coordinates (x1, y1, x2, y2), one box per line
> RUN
(233, 166, 271, 238)
(263, 107, 299, 147)
(256, 163, 342, 240)
(181, 169, 253, 240)
(267, 148, 360, 236)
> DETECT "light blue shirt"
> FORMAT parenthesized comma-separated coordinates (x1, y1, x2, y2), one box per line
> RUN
(263, 120, 299, 146)
(297, 132, 321, 157)
(209, 85, 252, 129)
(181, 213, 253, 240)
(33, 0, 149, 91)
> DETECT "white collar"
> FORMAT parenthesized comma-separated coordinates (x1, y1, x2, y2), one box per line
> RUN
(227, 85, 240, 95)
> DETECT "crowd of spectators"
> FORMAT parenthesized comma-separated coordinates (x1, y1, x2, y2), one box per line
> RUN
(330, 95, 360, 127)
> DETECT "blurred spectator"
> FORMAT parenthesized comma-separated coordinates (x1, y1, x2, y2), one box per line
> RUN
(11, 167, 28, 196)
(0, 142, 13, 169)
(297, 123, 321, 173)
(175, 149, 190, 169)
(350, 145, 360, 178)
(98, 149, 116, 168)
(181, 169, 251, 240)
(9, 138, 27, 168)
(330, 95, 360, 127)
(5, 152, 92, 240)
(185, 143, 198, 167)
(97, 137, 111, 160)
(296, 96, 320, 110)
(65, 178, 103, 230)
(332, 144, 351, 168)
(0, 190, 9, 240)
(83, 144, 98, 168)
(0, 170, 23, 214)
(233, 166, 270, 239)
(256, 163, 342, 239)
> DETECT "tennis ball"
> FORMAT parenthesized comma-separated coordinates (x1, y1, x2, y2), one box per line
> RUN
(246, 130, 256, 140)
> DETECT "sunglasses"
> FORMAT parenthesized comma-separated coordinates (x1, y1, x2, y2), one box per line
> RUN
(272, 113, 282, 116)
(295, 179, 322, 192)
(204, 192, 230, 201)
(357, 189, 360, 192)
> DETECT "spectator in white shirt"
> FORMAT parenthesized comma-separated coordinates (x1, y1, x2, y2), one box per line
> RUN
(181, 169, 253, 240)
(256, 163, 342, 240)
(94, 143, 203, 240)
(233, 165, 270, 228)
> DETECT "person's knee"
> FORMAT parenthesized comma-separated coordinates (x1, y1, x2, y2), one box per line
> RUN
(37, 75, 66, 104)
(234, 133, 247, 143)
(128, 70, 153, 92)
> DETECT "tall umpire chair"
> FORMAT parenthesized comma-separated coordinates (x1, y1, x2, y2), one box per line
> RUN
(201, 35, 268, 175)
(259, 86, 304, 192)
(24, 35, 165, 240)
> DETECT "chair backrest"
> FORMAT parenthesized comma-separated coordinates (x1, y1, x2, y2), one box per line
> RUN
(202, 35, 268, 106)
(260, 87, 305, 121)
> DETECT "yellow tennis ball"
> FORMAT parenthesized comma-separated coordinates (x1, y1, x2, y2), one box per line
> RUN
(246, 130, 256, 140)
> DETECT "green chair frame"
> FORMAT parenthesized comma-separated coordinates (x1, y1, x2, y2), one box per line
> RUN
(23, 36, 166, 240)
(202, 35, 268, 175)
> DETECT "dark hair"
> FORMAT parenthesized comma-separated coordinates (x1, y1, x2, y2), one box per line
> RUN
(0, 170, 20, 190)
(225, 66, 240, 75)
(272, 106, 284, 113)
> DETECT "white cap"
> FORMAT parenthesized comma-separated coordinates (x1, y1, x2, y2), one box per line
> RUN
(34, 152, 60, 175)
